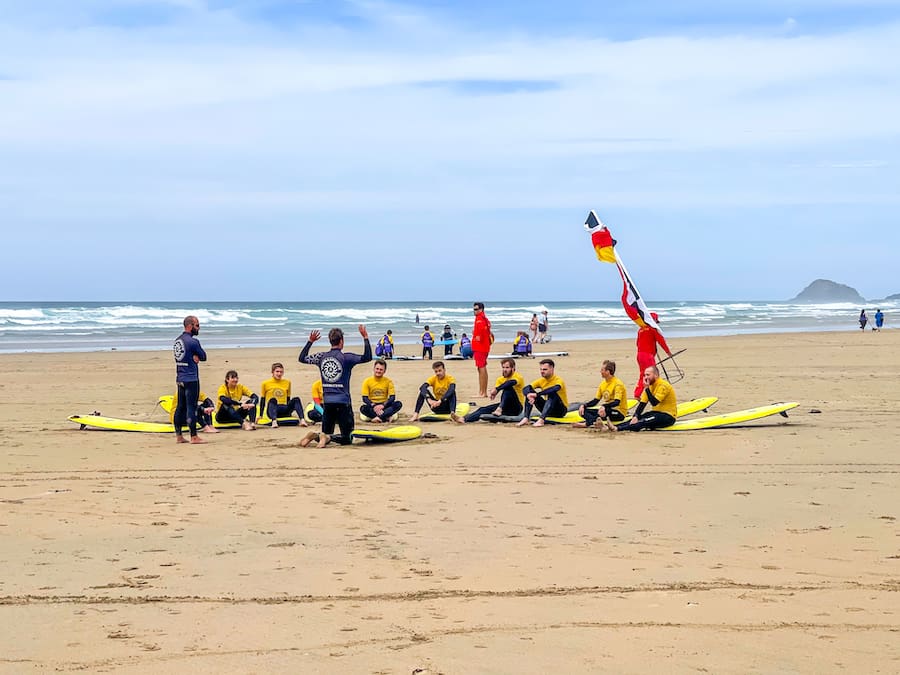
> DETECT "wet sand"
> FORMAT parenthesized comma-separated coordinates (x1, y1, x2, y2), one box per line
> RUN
(1, 330, 898, 673)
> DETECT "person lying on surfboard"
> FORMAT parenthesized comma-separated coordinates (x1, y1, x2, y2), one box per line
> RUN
(410, 361, 460, 422)
(614, 366, 677, 432)
(516, 358, 569, 427)
(574, 359, 628, 430)
(453, 357, 524, 423)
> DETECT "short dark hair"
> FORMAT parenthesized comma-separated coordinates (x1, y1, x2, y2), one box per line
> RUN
(473, 302, 485, 311)
(328, 328, 344, 346)
(500, 358, 516, 368)
(539, 358, 555, 368)
(374, 358, 387, 370)
(432, 361, 445, 371)
(183, 315, 198, 328)
(602, 359, 616, 375)
(271, 362, 284, 372)
(225, 369, 238, 381)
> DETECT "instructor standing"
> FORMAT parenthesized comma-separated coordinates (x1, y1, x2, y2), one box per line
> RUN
(173, 315, 207, 444)
(472, 301, 492, 397)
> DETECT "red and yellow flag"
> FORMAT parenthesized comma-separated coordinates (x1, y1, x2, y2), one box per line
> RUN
(585, 210, 617, 263)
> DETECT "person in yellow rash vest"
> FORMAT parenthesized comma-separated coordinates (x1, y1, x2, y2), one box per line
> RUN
(215, 370, 259, 431)
(614, 366, 676, 431)
(259, 362, 308, 428)
(575, 359, 628, 430)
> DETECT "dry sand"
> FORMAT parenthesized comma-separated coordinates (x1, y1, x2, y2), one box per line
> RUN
(1, 330, 898, 673)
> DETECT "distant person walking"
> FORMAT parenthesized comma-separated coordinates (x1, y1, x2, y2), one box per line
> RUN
(859, 309, 868, 330)
(537, 310, 549, 343)
(529, 313, 539, 343)
(173, 315, 207, 444)
(874, 309, 884, 331)
(472, 301, 493, 397)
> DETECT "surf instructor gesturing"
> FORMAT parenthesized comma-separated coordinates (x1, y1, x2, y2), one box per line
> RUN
(173, 315, 207, 444)
(298, 325, 371, 448)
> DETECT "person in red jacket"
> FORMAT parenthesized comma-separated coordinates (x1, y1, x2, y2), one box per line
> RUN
(634, 312, 672, 398)
(471, 301, 493, 397)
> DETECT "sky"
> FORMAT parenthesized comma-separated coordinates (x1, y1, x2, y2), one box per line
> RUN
(1, 0, 899, 302)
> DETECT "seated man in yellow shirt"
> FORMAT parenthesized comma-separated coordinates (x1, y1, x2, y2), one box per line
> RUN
(454, 357, 524, 423)
(615, 366, 676, 431)
(575, 359, 628, 430)
(410, 361, 458, 422)
(517, 358, 568, 427)
(259, 362, 308, 428)
(359, 359, 403, 423)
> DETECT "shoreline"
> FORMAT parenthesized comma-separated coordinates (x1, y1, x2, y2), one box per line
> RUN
(0, 323, 886, 356)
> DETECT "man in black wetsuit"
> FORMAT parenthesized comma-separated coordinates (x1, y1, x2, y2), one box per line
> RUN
(298, 324, 371, 448)
(173, 315, 208, 444)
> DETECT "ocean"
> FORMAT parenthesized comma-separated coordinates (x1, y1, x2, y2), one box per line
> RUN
(0, 300, 892, 354)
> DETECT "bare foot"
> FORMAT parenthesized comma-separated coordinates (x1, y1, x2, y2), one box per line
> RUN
(271, 420, 278, 428)
(532, 418, 545, 427)
(317, 433, 330, 448)
(299, 419, 308, 427)
(450, 413, 464, 424)
(299, 431, 319, 447)
(491, 408, 503, 416)
(190, 436, 207, 444)
(371, 418, 383, 424)
(572, 422, 587, 428)
(409, 414, 419, 422)
(176, 435, 188, 444)
(516, 418, 530, 427)
(202, 425, 219, 434)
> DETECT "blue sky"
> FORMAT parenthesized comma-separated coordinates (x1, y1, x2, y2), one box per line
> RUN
(2, 0, 899, 301)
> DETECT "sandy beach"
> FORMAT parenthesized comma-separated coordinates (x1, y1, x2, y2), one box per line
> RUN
(1, 329, 898, 673)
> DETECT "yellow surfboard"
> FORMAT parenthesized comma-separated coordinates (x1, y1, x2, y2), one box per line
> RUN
(663, 402, 799, 431)
(69, 414, 174, 433)
(540, 397, 719, 424)
(419, 401, 471, 422)
(351, 425, 423, 443)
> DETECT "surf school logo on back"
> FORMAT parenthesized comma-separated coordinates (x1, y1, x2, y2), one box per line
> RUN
(173, 338, 186, 361)
(320, 356, 343, 383)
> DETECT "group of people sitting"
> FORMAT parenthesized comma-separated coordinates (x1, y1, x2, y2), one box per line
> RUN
(172, 354, 677, 437)
(445, 357, 676, 431)
(169, 362, 311, 432)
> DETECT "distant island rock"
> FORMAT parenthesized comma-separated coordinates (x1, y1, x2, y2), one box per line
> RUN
(791, 279, 865, 303)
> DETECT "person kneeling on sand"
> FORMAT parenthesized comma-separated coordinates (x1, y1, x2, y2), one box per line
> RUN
(360, 359, 403, 423)
(517, 359, 568, 427)
(215, 370, 260, 431)
(298, 325, 372, 448)
(410, 361, 460, 422)
(454, 357, 524, 423)
(574, 359, 628, 431)
(614, 366, 677, 432)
